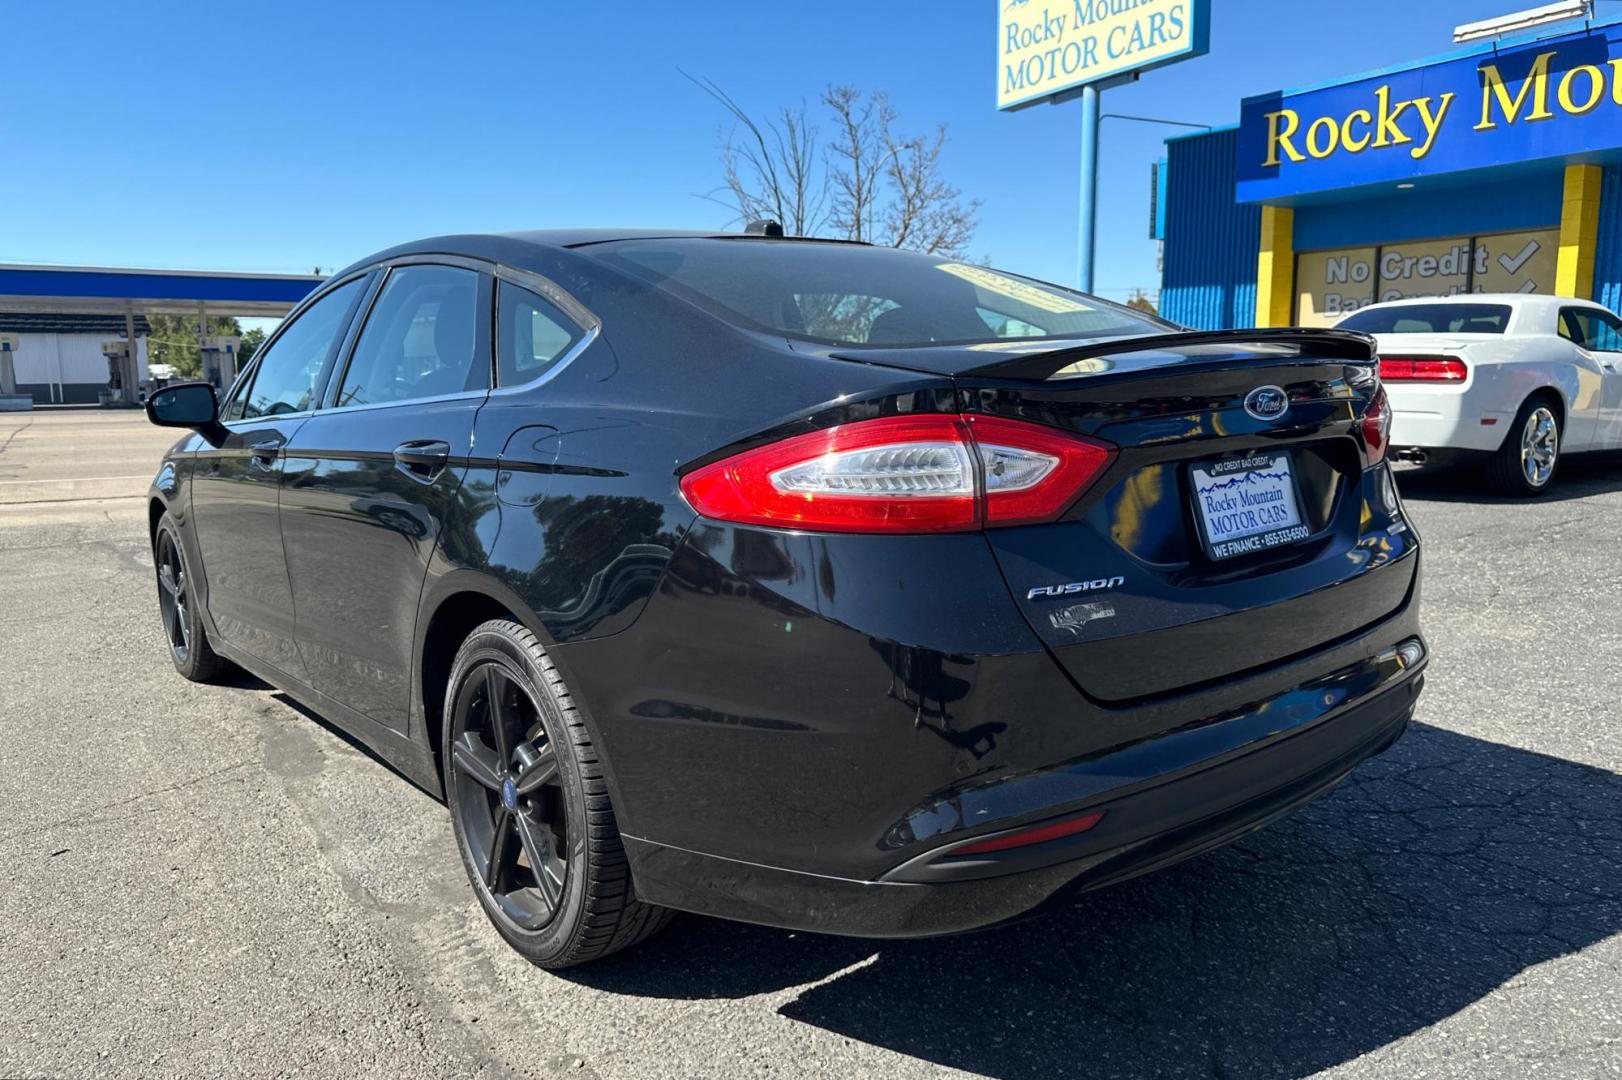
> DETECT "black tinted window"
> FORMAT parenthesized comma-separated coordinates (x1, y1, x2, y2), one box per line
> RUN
(591, 239, 1164, 347)
(336, 265, 486, 408)
(239, 277, 364, 419)
(1338, 303, 1511, 334)
(497, 282, 581, 386)
(1560, 307, 1622, 351)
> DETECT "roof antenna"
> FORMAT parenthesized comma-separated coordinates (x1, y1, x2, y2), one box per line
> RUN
(745, 219, 785, 238)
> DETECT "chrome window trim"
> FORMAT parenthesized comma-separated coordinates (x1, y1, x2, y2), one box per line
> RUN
(220, 408, 317, 429)
(490, 264, 600, 334)
(488, 272, 601, 397)
(227, 251, 605, 414)
(309, 387, 491, 417)
(487, 323, 601, 399)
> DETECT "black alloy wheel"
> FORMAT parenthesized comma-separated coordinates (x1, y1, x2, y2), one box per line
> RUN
(153, 513, 227, 682)
(156, 527, 192, 663)
(442, 620, 672, 967)
(449, 659, 570, 929)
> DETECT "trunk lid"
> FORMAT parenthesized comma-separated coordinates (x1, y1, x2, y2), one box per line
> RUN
(842, 330, 1417, 703)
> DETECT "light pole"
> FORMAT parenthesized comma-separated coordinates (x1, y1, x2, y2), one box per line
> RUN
(1078, 85, 1102, 294)
(1078, 111, 1212, 296)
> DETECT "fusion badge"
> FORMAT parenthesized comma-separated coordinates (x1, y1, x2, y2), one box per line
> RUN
(1027, 576, 1125, 602)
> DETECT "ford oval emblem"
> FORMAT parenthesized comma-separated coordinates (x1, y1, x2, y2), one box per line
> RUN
(1244, 385, 1289, 422)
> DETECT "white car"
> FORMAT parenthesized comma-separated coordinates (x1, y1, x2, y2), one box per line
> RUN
(1336, 294, 1622, 496)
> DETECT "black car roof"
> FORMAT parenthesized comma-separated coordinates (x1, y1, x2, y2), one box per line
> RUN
(330, 229, 869, 282)
(499, 228, 730, 248)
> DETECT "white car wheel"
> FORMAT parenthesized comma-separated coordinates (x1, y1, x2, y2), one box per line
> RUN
(1520, 406, 1559, 489)
(1487, 396, 1561, 497)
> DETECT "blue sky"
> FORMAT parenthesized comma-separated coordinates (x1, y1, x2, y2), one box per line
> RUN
(0, 0, 1553, 302)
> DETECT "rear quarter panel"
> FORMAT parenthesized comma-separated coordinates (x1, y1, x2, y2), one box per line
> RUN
(1378, 334, 1600, 451)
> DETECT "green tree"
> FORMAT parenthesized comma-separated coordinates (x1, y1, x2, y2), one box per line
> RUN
(238, 326, 266, 369)
(146, 314, 246, 378)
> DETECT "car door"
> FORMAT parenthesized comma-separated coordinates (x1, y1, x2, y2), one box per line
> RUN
(1559, 306, 1622, 448)
(1581, 307, 1622, 447)
(189, 274, 371, 678)
(279, 260, 493, 732)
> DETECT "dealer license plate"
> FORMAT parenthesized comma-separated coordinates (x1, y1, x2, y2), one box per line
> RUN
(1190, 452, 1310, 560)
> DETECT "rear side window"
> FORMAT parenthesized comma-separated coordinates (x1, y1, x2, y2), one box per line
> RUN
(590, 238, 1165, 347)
(497, 282, 582, 386)
(336, 265, 487, 408)
(1560, 306, 1622, 351)
(1338, 303, 1511, 334)
(235, 276, 366, 420)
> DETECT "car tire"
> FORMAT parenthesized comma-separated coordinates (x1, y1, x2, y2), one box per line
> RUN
(442, 619, 674, 968)
(1486, 394, 1562, 497)
(153, 512, 230, 683)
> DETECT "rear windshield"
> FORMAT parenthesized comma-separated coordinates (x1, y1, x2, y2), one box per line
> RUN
(1338, 303, 1512, 335)
(588, 238, 1168, 347)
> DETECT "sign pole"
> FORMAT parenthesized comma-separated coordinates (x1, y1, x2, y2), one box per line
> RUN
(998, 1, 1208, 291)
(1078, 83, 1101, 293)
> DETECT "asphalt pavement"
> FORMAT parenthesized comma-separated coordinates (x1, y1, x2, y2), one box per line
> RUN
(1, 408, 1619, 1079)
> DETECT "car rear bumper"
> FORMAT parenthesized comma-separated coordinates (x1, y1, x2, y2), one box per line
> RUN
(621, 639, 1425, 938)
(1388, 383, 1508, 452)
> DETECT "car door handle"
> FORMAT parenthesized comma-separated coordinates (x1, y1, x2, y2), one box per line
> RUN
(248, 437, 284, 469)
(393, 440, 452, 472)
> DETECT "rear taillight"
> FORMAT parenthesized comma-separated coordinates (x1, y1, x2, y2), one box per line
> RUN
(679, 414, 1115, 534)
(1362, 386, 1391, 465)
(1379, 356, 1467, 382)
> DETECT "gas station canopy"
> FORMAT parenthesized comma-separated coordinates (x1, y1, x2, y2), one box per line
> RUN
(0, 262, 324, 408)
(0, 263, 323, 316)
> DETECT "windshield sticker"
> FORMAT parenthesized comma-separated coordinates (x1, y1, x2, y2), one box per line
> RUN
(937, 263, 1095, 314)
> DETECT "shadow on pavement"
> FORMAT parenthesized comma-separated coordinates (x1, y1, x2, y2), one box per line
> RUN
(268, 691, 444, 802)
(565, 722, 1622, 1079)
(1394, 454, 1622, 505)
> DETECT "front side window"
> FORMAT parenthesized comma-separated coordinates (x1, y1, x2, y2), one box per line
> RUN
(590, 238, 1165, 348)
(238, 276, 366, 419)
(1561, 307, 1622, 352)
(336, 265, 486, 408)
(497, 282, 582, 386)
(220, 366, 254, 422)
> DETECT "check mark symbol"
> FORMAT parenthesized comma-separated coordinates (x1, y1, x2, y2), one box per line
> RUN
(1498, 240, 1539, 275)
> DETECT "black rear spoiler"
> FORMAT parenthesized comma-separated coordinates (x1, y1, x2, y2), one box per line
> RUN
(957, 328, 1378, 381)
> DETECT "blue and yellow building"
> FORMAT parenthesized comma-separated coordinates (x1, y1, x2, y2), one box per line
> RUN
(1159, 17, 1622, 328)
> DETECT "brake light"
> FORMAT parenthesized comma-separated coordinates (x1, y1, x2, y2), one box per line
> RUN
(679, 414, 1115, 534)
(1380, 356, 1467, 382)
(1362, 386, 1391, 464)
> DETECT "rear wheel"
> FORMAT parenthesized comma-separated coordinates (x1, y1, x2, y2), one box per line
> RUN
(153, 513, 229, 683)
(1486, 395, 1561, 497)
(443, 619, 672, 968)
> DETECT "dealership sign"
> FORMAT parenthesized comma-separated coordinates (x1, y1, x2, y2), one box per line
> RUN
(998, 0, 1210, 110)
(1237, 22, 1622, 200)
(1294, 228, 1558, 326)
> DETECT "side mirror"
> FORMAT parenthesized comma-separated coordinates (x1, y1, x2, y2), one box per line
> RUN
(146, 381, 226, 444)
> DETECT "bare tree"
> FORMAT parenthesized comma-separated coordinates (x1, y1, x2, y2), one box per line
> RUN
(879, 122, 978, 257)
(693, 78, 979, 258)
(823, 85, 884, 244)
(686, 73, 828, 238)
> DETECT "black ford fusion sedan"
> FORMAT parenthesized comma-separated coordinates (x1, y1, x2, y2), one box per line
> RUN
(144, 228, 1425, 968)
